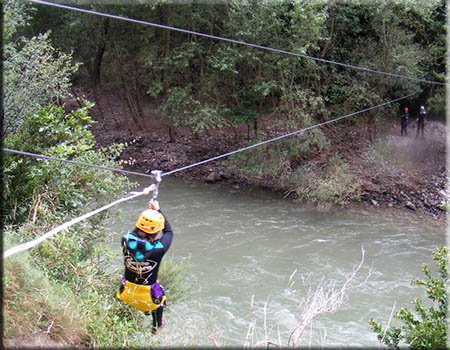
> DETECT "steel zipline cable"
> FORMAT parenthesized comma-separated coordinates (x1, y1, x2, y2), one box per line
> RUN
(27, 0, 447, 87)
(3, 92, 418, 259)
(2, 148, 155, 179)
(161, 92, 418, 177)
(3, 92, 418, 180)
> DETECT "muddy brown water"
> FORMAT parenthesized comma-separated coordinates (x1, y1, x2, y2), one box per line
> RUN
(107, 176, 445, 347)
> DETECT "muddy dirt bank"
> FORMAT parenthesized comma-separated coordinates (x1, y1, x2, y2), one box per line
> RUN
(87, 94, 447, 221)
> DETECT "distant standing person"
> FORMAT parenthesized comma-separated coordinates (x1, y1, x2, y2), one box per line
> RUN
(416, 105, 427, 138)
(401, 107, 409, 136)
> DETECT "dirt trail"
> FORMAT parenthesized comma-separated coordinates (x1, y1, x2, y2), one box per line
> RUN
(356, 121, 447, 216)
(389, 121, 446, 175)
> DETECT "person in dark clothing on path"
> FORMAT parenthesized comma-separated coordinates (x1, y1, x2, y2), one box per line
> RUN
(401, 107, 409, 136)
(416, 105, 426, 138)
(117, 199, 174, 334)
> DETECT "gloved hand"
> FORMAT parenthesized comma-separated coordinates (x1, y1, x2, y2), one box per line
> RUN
(149, 199, 160, 211)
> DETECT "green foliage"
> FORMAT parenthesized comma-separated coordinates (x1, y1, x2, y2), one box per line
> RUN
(4, 223, 189, 348)
(4, 103, 131, 224)
(166, 41, 202, 71)
(3, 4, 190, 345)
(439, 202, 449, 212)
(4, 31, 80, 134)
(3, 0, 35, 41)
(292, 153, 362, 205)
(3, 230, 90, 347)
(230, 104, 258, 126)
(279, 87, 328, 123)
(231, 128, 331, 191)
(23, 0, 446, 147)
(158, 257, 192, 304)
(427, 87, 446, 116)
(369, 246, 448, 349)
(33, 227, 147, 347)
(158, 87, 228, 136)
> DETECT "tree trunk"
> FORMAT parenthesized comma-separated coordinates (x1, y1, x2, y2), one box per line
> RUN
(320, 0, 336, 59)
(92, 18, 110, 86)
(114, 53, 143, 130)
(169, 124, 175, 143)
(162, 4, 173, 84)
(253, 118, 258, 139)
(135, 73, 144, 125)
(85, 18, 110, 123)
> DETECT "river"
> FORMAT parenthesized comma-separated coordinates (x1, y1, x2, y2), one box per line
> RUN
(107, 176, 445, 347)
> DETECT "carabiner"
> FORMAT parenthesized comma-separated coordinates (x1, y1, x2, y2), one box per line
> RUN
(150, 170, 163, 200)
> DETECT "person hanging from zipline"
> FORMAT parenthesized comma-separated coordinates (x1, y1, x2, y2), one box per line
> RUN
(416, 105, 427, 138)
(401, 106, 409, 136)
(117, 198, 173, 334)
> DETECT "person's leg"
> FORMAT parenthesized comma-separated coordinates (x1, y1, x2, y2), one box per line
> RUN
(151, 306, 164, 333)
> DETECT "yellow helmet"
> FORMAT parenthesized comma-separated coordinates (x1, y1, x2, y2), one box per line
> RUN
(136, 209, 165, 234)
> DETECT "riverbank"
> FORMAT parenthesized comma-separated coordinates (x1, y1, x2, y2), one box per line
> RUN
(88, 94, 447, 220)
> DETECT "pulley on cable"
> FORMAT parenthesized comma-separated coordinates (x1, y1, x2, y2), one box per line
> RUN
(131, 169, 163, 206)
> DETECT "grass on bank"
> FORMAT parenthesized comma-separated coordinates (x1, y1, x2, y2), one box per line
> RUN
(3, 227, 189, 348)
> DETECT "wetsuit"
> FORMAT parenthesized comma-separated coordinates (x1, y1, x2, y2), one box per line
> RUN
(417, 109, 426, 138)
(117, 212, 173, 330)
(401, 111, 409, 136)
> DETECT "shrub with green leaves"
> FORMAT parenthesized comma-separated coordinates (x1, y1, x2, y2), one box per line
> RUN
(4, 31, 79, 134)
(158, 86, 228, 138)
(292, 153, 361, 205)
(4, 102, 131, 225)
(369, 245, 448, 349)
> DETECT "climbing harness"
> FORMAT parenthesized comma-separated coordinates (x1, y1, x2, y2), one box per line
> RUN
(117, 279, 166, 313)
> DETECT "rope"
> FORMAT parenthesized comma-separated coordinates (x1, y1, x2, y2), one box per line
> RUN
(27, 0, 447, 87)
(162, 92, 418, 176)
(3, 148, 155, 179)
(3, 185, 156, 259)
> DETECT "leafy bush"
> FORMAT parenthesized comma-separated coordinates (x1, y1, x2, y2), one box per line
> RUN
(369, 245, 448, 349)
(292, 153, 362, 205)
(158, 257, 192, 303)
(231, 128, 330, 185)
(4, 31, 79, 134)
(4, 103, 131, 224)
(427, 87, 446, 117)
(158, 86, 228, 137)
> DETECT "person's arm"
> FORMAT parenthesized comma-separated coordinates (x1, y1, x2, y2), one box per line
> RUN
(160, 217, 173, 252)
(121, 235, 127, 254)
(149, 199, 174, 252)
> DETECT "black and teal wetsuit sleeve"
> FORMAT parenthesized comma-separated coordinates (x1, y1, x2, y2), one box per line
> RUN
(159, 210, 174, 253)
